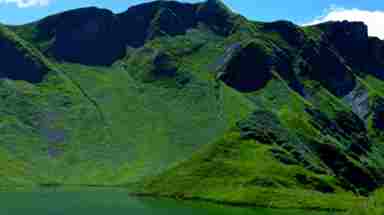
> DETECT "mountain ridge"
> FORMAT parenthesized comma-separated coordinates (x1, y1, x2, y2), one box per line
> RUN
(9, 0, 238, 66)
(1, 0, 384, 211)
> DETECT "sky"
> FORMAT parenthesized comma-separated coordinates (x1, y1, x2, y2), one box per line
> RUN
(0, 0, 383, 38)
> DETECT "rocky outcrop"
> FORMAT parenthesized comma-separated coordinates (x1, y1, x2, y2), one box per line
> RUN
(371, 97, 384, 130)
(215, 21, 370, 97)
(238, 108, 378, 194)
(218, 38, 356, 96)
(300, 40, 356, 97)
(219, 41, 274, 92)
(366, 37, 384, 78)
(317, 21, 369, 69)
(31, 0, 236, 66)
(0, 26, 48, 83)
(310, 140, 377, 194)
(37, 7, 125, 66)
(369, 37, 384, 66)
(152, 52, 178, 77)
(146, 8, 193, 40)
(237, 110, 290, 144)
(118, 1, 198, 47)
(306, 108, 371, 155)
(195, 0, 235, 36)
(343, 83, 370, 120)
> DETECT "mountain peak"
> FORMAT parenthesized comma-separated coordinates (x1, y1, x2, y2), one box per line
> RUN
(204, 0, 230, 10)
(15, 0, 237, 66)
(316, 20, 368, 41)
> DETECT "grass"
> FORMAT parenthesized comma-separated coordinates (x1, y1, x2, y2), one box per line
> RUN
(347, 189, 384, 215)
(302, 26, 324, 42)
(0, 28, 255, 187)
(136, 70, 384, 210)
(54, 59, 253, 184)
(137, 131, 364, 211)
(2, 6, 384, 213)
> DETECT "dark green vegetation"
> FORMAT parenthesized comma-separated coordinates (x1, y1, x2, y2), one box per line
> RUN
(2, 0, 384, 212)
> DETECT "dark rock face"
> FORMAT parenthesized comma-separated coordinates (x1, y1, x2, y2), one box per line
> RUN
(239, 108, 378, 193)
(301, 41, 356, 97)
(317, 21, 369, 69)
(306, 108, 371, 156)
(216, 21, 364, 98)
(372, 97, 384, 130)
(152, 52, 178, 77)
(146, 8, 194, 40)
(367, 37, 384, 78)
(118, 1, 198, 47)
(42, 7, 125, 66)
(219, 42, 274, 92)
(0, 38, 47, 83)
(369, 37, 384, 66)
(304, 108, 378, 194)
(33, 1, 235, 66)
(374, 107, 384, 130)
(310, 140, 377, 194)
(195, 0, 235, 36)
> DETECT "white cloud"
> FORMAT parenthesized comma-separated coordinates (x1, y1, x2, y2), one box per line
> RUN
(304, 6, 384, 39)
(0, 0, 52, 8)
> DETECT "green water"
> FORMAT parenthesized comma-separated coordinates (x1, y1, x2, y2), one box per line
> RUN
(0, 190, 334, 215)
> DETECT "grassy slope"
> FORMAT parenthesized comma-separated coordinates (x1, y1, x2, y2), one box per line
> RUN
(132, 24, 384, 209)
(137, 131, 363, 211)
(2, 9, 384, 212)
(0, 69, 111, 186)
(136, 75, 369, 210)
(55, 61, 253, 184)
(0, 28, 255, 187)
(347, 189, 384, 214)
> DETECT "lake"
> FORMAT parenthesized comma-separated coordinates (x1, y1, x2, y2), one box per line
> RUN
(0, 190, 335, 215)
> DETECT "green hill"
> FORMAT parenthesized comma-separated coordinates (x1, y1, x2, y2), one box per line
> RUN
(2, 0, 384, 211)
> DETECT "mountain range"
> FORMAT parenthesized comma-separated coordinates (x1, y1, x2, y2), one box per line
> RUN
(1, 0, 384, 211)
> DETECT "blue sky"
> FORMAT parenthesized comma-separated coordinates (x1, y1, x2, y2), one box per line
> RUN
(0, 0, 384, 38)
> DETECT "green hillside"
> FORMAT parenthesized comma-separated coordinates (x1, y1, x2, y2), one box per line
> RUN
(1, 0, 384, 212)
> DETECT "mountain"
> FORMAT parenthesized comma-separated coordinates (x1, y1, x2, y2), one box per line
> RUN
(2, 0, 384, 211)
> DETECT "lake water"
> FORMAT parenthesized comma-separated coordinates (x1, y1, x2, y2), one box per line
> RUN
(0, 190, 334, 215)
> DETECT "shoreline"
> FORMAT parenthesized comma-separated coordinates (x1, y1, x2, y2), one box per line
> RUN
(0, 184, 356, 213)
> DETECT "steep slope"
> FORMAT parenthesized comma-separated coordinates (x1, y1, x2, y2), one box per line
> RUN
(11, 0, 238, 66)
(0, 1, 254, 187)
(0, 24, 114, 187)
(2, 0, 384, 211)
(136, 17, 384, 210)
(0, 24, 50, 82)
